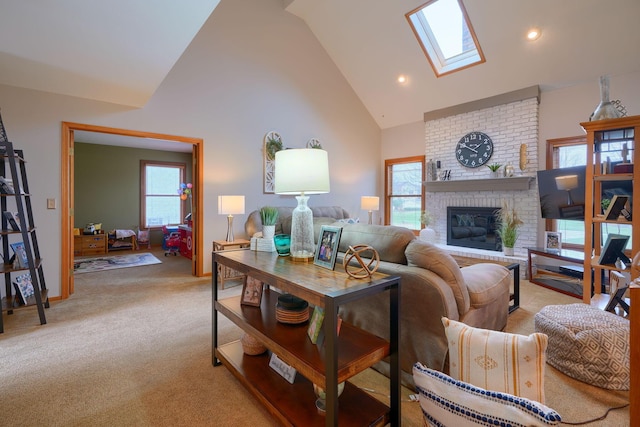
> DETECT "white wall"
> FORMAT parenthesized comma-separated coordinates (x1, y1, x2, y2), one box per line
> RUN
(0, 0, 381, 298)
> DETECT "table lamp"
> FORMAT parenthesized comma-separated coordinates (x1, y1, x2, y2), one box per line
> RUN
(218, 195, 245, 242)
(361, 196, 379, 224)
(274, 148, 330, 261)
(555, 175, 578, 205)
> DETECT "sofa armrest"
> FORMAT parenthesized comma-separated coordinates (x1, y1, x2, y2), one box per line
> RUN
(460, 263, 510, 331)
(339, 261, 461, 387)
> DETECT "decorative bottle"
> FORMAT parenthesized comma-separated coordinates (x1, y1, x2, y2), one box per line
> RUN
(590, 75, 621, 121)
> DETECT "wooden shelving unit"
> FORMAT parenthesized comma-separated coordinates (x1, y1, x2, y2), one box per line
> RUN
(0, 140, 48, 333)
(581, 115, 640, 304)
(212, 250, 400, 426)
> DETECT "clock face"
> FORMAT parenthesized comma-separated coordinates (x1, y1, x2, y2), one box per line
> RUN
(455, 132, 494, 168)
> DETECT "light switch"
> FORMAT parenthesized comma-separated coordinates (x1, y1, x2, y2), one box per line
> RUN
(47, 198, 56, 209)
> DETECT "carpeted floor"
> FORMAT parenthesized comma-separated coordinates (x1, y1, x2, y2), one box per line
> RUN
(0, 248, 630, 426)
(73, 252, 162, 274)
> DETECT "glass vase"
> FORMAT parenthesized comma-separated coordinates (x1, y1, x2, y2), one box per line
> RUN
(590, 75, 621, 121)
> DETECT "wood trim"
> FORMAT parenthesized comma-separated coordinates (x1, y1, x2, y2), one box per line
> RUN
(384, 155, 425, 231)
(61, 122, 205, 297)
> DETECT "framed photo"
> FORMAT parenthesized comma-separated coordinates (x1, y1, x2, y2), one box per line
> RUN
(598, 233, 630, 266)
(13, 272, 34, 305)
(10, 241, 29, 268)
(605, 270, 630, 314)
(241, 275, 264, 307)
(604, 195, 629, 220)
(544, 231, 562, 252)
(314, 225, 342, 270)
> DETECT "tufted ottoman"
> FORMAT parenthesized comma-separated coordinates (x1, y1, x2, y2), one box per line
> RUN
(534, 303, 629, 390)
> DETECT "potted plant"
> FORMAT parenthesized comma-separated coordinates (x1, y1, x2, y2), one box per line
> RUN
(419, 210, 436, 243)
(487, 163, 502, 178)
(265, 137, 283, 160)
(260, 206, 279, 239)
(495, 201, 523, 256)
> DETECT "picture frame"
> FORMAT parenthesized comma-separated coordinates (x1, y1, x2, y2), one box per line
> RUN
(314, 225, 342, 270)
(598, 233, 630, 266)
(544, 231, 562, 252)
(605, 270, 630, 314)
(241, 275, 264, 307)
(307, 305, 325, 344)
(3, 211, 20, 231)
(10, 241, 29, 268)
(13, 272, 34, 305)
(603, 195, 629, 220)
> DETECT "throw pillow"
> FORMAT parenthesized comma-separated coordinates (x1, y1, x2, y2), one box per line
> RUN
(413, 363, 561, 427)
(443, 317, 548, 403)
(336, 217, 359, 224)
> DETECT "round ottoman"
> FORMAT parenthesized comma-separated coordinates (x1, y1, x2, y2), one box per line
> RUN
(534, 303, 629, 390)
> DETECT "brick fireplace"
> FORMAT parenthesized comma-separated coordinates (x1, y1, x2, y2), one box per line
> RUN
(423, 88, 540, 274)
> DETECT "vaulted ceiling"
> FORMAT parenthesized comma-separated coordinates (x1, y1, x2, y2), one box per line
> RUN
(1, 0, 639, 132)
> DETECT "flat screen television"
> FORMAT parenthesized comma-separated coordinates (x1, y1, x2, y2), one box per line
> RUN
(536, 165, 633, 220)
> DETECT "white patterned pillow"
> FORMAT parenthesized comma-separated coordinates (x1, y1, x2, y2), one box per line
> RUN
(443, 317, 548, 403)
(413, 363, 561, 427)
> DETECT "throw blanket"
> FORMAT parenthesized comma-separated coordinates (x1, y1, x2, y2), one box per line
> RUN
(115, 229, 136, 239)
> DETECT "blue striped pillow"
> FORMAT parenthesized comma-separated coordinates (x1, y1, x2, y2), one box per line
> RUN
(413, 363, 561, 427)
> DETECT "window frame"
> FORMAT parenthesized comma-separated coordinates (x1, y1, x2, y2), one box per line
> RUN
(384, 155, 426, 234)
(405, 0, 485, 77)
(140, 160, 186, 229)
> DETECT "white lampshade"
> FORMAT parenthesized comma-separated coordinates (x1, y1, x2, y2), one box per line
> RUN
(218, 195, 245, 215)
(218, 195, 245, 242)
(274, 149, 330, 261)
(274, 149, 330, 195)
(361, 196, 380, 211)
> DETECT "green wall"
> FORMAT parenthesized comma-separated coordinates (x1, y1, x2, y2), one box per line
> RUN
(74, 142, 192, 245)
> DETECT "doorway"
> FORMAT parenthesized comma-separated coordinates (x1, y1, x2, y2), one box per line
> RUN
(61, 122, 204, 298)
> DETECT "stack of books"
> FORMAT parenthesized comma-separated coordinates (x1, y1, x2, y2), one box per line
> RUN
(250, 237, 275, 252)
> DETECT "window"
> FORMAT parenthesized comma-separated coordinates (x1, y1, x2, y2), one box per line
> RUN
(385, 156, 425, 232)
(547, 137, 632, 249)
(406, 0, 485, 77)
(141, 161, 185, 229)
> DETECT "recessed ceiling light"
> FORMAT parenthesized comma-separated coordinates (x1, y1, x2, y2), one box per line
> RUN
(397, 75, 407, 84)
(527, 28, 541, 41)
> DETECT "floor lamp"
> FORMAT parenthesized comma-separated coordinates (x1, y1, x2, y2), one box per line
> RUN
(555, 175, 578, 205)
(218, 195, 245, 242)
(274, 148, 330, 261)
(361, 196, 379, 224)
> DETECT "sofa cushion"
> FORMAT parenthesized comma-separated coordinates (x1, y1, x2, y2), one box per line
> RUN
(412, 362, 561, 427)
(337, 223, 415, 265)
(460, 263, 510, 308)
(443, 317, 548, 403)
(405, 240, 469, 314)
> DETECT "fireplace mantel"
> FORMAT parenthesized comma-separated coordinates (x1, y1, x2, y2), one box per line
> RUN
(425, 176, 535, 192)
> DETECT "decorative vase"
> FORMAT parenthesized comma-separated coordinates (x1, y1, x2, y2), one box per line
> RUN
(504, 164, 515, 178)
(490, 171, 500, 179)
(590, 75, 622, 121)
(503, 246, 515, 256)
(419, 227, 437, 244)
(262, 224, 275, 240)
(313, 382, 345, 413)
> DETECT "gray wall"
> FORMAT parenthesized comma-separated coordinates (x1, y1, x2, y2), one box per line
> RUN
(74, 143, 192, 245)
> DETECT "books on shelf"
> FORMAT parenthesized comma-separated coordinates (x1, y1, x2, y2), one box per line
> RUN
(10, 241, 29, 268)
(3, 211, 20, 231)
(13, 272, 34, 305)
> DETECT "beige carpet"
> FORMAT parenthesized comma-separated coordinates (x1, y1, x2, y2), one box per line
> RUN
(0, 249, 629, 426)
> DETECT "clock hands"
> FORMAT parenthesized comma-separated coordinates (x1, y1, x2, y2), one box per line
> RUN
(460, 142, 478, 153)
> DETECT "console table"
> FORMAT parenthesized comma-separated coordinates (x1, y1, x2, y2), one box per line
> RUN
(212, 250, 401, 426)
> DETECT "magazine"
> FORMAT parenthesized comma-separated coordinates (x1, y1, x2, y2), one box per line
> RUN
(10, 241, 29, 268)
(13, 272, 34, 305)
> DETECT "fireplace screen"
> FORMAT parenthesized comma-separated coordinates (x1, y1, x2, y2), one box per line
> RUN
(447, 207, 500, 251)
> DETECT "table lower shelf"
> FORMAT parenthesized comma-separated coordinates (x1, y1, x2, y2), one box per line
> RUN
(216, 340, 389, 427)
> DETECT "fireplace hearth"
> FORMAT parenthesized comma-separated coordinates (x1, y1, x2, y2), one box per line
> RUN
(447, 206, 500, 251)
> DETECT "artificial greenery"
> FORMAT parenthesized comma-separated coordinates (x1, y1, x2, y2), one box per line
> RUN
(265, 137, 283, 160)
(601, 198, 611, 212)
(260, 206, 279, 226)
(487, 163, 502, 172)
(495, 200, 523, 248)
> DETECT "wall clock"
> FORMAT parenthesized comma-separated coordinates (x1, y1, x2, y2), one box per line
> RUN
(455, 131, 494, 168)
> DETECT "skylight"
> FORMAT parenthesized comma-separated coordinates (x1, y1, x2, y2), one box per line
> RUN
(406, 0, 485, 77)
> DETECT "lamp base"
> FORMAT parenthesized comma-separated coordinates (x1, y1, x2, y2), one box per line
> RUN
(290, 252, 314, 262)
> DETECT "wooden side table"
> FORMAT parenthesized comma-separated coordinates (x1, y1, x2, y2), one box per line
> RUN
(213, 239, 250, 289)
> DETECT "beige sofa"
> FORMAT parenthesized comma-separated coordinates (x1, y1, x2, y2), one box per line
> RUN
(244, 212, 511, 388)
(244, 205, 351, 237)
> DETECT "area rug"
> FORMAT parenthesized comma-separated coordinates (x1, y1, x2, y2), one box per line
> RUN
(74, 253, 162, 274)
